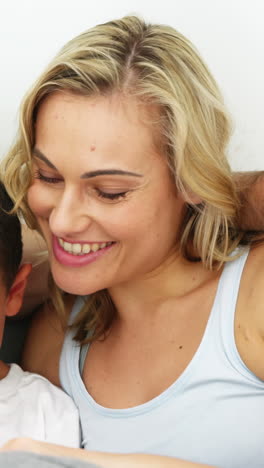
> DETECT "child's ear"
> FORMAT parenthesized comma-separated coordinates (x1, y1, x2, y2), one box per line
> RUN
(5, 264, 32, 318)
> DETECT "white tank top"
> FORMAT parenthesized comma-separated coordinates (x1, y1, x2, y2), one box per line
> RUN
(60, 249, 264, 467)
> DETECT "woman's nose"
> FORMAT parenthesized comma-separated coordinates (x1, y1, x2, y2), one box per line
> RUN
(49, 189, 92, 238)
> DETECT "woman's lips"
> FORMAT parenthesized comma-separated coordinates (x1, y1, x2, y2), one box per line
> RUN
(52, 236, 115, 267)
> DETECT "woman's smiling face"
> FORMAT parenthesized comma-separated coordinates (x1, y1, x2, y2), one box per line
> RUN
(28, 92, 185, 295)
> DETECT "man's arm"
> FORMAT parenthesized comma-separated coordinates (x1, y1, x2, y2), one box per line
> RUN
(0, 439, 214, 468)
(234, 171, 264, 230)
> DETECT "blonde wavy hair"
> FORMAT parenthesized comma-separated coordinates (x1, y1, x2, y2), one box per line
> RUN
(2, 15, 246, 342)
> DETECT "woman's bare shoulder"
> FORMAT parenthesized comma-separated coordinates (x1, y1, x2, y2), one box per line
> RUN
(235, 242, 264, 379)
(21, 294, 76, 387)
(243, 242, 264, 293)
(247, 242, 264, 328)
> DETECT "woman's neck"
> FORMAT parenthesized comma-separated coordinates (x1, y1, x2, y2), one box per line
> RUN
(108, 254, 218, 325)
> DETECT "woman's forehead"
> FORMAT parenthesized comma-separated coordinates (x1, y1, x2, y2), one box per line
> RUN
(34, 92, 164, 169)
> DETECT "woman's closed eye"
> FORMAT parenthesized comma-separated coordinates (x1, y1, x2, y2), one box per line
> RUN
(34, 169, 130, 201)
(34, 169, 63, 184)
(95, 188, 129, 201)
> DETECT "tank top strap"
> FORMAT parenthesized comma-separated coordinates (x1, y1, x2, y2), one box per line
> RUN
(79, 343, 90, 374)
(217, 248, 249, 318)
(214, 248, 254, 378)
(59, 296, 86, 395)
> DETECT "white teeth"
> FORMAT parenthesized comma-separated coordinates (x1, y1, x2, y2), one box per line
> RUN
(64, 241, 73, 254)
(82, 244, 91, 254)
(58, 238, 112, 256)
(72, 243, 82, 255)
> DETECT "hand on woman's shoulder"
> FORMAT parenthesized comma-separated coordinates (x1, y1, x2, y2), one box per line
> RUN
(21, 295, 76, 387)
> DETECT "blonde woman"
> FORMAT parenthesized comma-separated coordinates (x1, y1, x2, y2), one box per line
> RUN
(1, 16, 264, 468)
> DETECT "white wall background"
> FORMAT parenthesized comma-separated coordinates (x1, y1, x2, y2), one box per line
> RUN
(0, 0, 263, 171)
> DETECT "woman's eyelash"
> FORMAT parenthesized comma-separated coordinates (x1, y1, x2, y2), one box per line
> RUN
(96, 189, 128, 200)
(34, 170, 62, 184)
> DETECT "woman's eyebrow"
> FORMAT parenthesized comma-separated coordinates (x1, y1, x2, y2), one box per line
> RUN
(80, 169, 143, 179)
(33, 148, 57, 170)
(33, 147, 143, 179)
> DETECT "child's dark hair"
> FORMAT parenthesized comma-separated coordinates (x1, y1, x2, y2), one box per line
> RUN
(0, 181, 22, 291)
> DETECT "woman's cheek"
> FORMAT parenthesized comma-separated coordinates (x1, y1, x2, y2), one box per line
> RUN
(27, 183, 53, 218)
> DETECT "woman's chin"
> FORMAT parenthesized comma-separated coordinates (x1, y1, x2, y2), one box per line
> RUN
(51, 271, 100, 296)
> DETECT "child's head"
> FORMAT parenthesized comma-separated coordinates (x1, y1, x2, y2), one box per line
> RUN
(0, 181, 31, 346)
